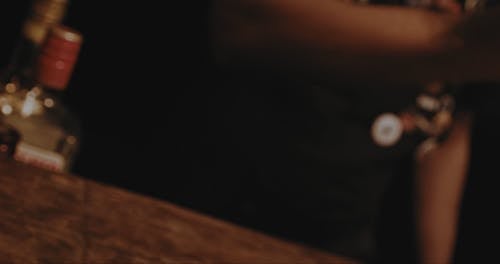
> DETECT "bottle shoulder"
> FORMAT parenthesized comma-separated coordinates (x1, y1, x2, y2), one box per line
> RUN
(0, 86, 80, 135)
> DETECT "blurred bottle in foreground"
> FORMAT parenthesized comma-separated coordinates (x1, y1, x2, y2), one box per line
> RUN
(0, 25, 82, 173)
(0, 0, 68, 90)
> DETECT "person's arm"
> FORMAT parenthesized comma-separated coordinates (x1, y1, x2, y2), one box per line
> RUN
(211, 0, 500, 85)
(414, 113, 472, 264)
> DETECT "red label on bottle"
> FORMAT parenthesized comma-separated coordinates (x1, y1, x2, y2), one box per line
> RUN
(36, 25, 82, 90)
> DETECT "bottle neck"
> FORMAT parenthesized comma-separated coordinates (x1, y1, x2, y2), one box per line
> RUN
(22, 24, 82, 102)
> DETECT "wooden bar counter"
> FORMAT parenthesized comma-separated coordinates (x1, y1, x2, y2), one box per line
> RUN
(0, 160, 358, 263)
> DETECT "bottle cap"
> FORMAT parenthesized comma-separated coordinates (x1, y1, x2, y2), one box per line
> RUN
(23, 0, 69, 44)
(36, 25, 83, 90)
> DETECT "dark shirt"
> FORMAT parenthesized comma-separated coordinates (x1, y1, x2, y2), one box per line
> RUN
(157, 0, 445, 263)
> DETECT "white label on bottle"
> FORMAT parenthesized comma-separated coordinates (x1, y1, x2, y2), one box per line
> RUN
(14, 142, 65, 172)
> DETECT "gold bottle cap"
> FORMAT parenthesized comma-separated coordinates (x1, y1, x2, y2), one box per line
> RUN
(23, 0, 69, 44)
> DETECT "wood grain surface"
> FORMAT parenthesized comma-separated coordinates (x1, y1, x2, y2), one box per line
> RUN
(0, 160, 359, 264)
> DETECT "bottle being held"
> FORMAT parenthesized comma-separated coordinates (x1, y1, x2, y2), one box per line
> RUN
(0, 0, 69, 91)
(0, 25, 83, 173)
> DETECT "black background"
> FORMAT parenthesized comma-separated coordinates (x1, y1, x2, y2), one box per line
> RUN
(1, 1, 499, 263)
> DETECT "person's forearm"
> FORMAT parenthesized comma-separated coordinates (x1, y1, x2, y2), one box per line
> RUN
(212, 0, 500, 85)
(414, 114, 471, 264)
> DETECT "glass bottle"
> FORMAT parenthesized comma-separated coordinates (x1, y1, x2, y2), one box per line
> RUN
(0, 0, 69, 91)
(0, 25, 83, 172)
